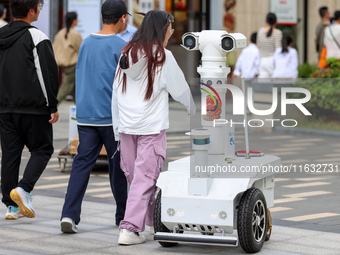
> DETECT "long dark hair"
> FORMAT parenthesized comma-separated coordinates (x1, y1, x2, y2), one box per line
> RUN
(266, 12, 277, 37)
(281, 34, 293, 54)
(65, 12, 77, 39)
(118, 10, 174, 101)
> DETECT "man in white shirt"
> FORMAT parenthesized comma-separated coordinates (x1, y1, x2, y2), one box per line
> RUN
(324, 10, 340, 59)
(233, 32, 260, 79)
(117, 15, 137, 42)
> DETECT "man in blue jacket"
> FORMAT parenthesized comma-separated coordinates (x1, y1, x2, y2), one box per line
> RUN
(0, 0, 59, 220)
(60, 0, 128, 233)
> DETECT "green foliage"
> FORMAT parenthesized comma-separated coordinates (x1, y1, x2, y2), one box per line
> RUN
(294, 59, 340, 120)
(310, 68, 340, 78)
(293, 78, 340, 119)
(326, 58, 340, 70)
(298, 63, 317, 78)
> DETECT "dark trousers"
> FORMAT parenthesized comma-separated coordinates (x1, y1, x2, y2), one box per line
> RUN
(61, 125, 127, 225)
(0, 113, 53, 207)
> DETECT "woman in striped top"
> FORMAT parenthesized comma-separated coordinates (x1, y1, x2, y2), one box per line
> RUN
(257, 12, 282, 78)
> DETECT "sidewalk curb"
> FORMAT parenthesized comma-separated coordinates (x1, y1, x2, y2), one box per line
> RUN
(274, 126, 340, 137)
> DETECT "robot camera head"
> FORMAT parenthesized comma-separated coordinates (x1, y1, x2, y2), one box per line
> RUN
(220, 33, 247, 53)
(181, 30, 246, 54)
(181, 32, 200, 51)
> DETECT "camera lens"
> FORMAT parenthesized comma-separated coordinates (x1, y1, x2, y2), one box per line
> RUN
(184, 35, 196, 49)
(221, 37, 234, 51)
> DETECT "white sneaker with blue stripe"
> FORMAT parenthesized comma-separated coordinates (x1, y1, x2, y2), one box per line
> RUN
(5, 205, 24, 220)
(10, 187, 35, 218)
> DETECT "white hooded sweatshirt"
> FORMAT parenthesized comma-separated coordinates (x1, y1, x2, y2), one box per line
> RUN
(112, 48, 196, 140)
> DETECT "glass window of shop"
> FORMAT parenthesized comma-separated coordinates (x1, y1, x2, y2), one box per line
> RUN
(131, 0, 205, 44)
(131, 0, 207, 82)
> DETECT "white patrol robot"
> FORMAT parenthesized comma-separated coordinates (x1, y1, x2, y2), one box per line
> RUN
(154, 30, 280, 253)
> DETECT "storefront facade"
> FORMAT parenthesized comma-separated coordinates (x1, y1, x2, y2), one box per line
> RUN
(1, 0, 339, 67)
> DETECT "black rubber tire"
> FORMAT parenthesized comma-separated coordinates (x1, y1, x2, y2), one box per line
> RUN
(237, 188, 268, 253)
(154, 189, 179, 247)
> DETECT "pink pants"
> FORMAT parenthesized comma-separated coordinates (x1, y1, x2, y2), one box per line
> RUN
(119, 130, 166, 232)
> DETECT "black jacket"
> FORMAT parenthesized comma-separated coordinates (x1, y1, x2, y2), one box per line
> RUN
(0, 21, 59, 115)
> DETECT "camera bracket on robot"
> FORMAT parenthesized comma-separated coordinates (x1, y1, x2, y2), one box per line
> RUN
(181, 30, 247, 158)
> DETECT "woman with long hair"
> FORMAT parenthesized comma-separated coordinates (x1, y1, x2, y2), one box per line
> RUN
(272, 34, 298, 79)
(257, 12, 283, 78)
(112, 10, 196, 245)
(53, 12, 82, 104)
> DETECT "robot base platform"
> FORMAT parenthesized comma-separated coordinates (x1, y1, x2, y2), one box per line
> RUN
(154, 155, 279, 253)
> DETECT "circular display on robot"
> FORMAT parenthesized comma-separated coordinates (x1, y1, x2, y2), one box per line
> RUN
(221, 36, 234, 51)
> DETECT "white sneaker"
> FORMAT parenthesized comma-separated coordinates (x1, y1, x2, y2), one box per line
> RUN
(5, 206, 24, 220)
(61, 217, 78, 233)
(10, 187, 35, 218)
(118, 229, 146, 245)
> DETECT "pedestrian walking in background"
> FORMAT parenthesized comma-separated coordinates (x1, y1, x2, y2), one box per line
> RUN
(233, 32, 260, 79)
(272, 34, 298, 79)
(316, 6, 330, 60)
(257, 12, 282, 78)
(117, 14, 137, 42)
(0, 0, 59, 220)
(53, 12, 82, 104)
(60, 0, 128, 234)
(324, 10, 340, 59)
(0, 4, 8, 28)
(112, 10, 196, 245)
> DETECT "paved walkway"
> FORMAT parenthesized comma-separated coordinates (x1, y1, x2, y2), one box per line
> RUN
(0, 195, 340, 255)
(1, 101, 340, 254)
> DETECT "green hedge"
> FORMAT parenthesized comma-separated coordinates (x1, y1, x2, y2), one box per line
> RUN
(298, 63, 317, 78)
(294, 59, 340, 120)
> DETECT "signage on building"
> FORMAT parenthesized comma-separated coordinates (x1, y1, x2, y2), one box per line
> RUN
(139, 0, 154, 13)
(68, 0, 101, 39)
(270, 0, 297, 25)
